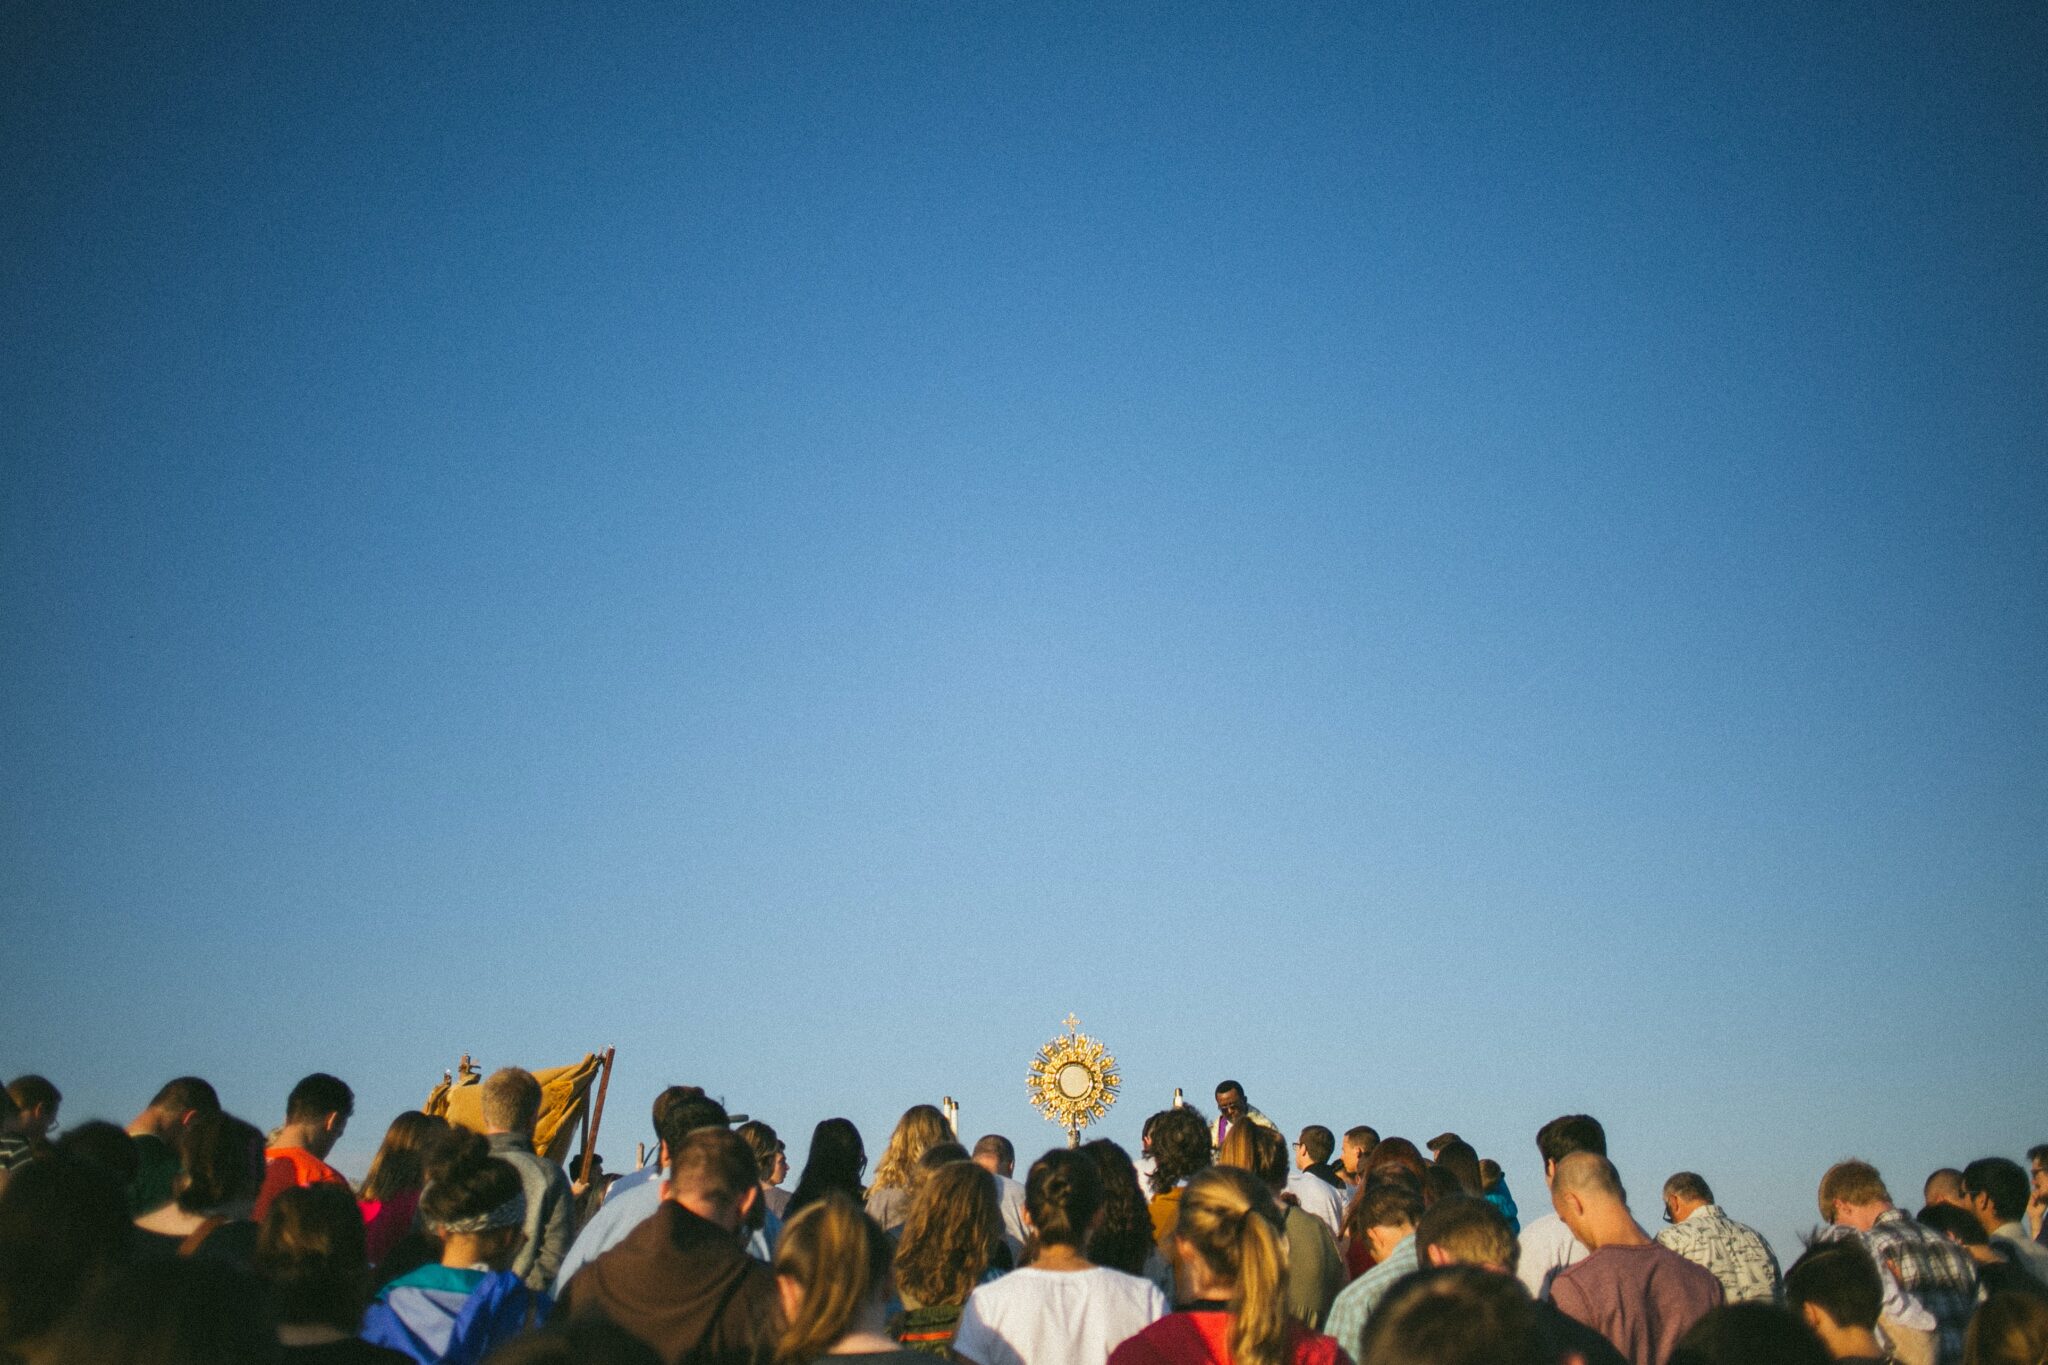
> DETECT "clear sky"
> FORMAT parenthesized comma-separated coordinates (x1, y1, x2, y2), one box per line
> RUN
(4, 3, 2044, 1261)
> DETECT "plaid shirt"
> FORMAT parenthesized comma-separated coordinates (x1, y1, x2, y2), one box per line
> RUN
(1326, 1233, 1419, 1365)
(1655, 1204, 1782, 1304)
(1859, 1209, 1979, 1365)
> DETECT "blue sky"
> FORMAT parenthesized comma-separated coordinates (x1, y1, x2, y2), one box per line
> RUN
(4, 2, 2044, 1260)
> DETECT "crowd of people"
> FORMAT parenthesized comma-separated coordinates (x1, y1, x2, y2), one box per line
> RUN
(1, 1069, 2044, 1365)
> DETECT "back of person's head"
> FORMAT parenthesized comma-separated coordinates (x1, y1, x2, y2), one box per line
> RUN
(1966, 1291, 2048, 1365)
(657, 1094, 731, 1154)
(150, 1076, 221, 1118)
(667, 1128, 759, 1212)
(1926, 1167, 1967, 1202)
(475, 1316, 664, 1365)
(874, 1105, 951, 1192)
(1553, 1152, 1625, 1205)
(480, 1067, 543, 1134)
(419, 1128, 525, 1233)
(0, 1153, 132, 1350)
(1358, 1264, 1557, 1365)
(1422, 1165, 1465, 1207)
(1962, 1157, 2030, 1224)
(1426, 1132, 1462, 1154)
(1415, 1193, 1518, 1273)
(921, 1142, 971, 1169)
(1784, 1238, 1882, 1332)
(972, 1133, 1016, 1168)
(6, 1075, 58, 1118)
(55, 1120, 140, 1186)
(1148, 1105, 1212, 1194)
(1358, 1177, 1427, 1231)
(1534, 1115, 1605, 1168)
(257, 1183, 371, 1332)
(1665, 1171, 1714, 1206)
(1175, 1166, 1290, 1365)
(1918, 1203, 1989, 1246)
(735, 1120, 781, 1174)
(1668, 1302, 1830, 1365)
(35, 1254, 278, 1365)
(1298, 1125, 1335, 1165)
(1364, 1137, 1428, 1186)
(1478, 1158, 1504, 1189)
(773, 1192, 893, 1361)
(1079, 1139, 1154, 1277)
(285, 1072, 353, 1124)
(894, 1160, 1000, 1309)
(649, 1084, 705, 1132)
(361, 1110, 447, 1202)
(1818, 1159, 1889, 1222)
(1025, 1147, 1106, 1249)
(786, 1117, 865, 1217)
(1345, 1125, 1381, 1159)
(1217, 1121, 1290, 1193)
(176, 1110, 266, 1213)
(1433, 1140, 1483, 1196)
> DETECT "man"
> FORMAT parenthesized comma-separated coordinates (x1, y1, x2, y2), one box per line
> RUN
(1546, 1152, 1721, 1365)
(1516, 1113, 1605, 1300)
(1923, 1168, 1968, 1210)
(1818, 1158, 1976, 1365)
(1339, 1125, 1380, 1195)
(609, 1086, 708, 1205)
(1961, 1156, 2048, 1284)
(1415, 1194, 1627, 1365)
(1357, 1265, 1575, 1365)
(1324, 1178, 1425, 1363)
(1654, 1171, 1782, 1304)
(1211, 1080, 1275, 1151)
(1915, 1203, 2048, 1301)
(1784, 1239, 1891, 1364)
(558, 1127, 782, 1364)
(124, 1075, 219, 1213)
(4, 1076, 60, 1149)
(0, 1088, 28, 1175)
(1287, 1126, 1347, 1238)
(736, 1120, 789, 1217)
(972, 1133, 1030, 1254)
(254, 1072, 352, 1219)
(553, 1091, 744, 1291)
(479, 1066, 576, 1291)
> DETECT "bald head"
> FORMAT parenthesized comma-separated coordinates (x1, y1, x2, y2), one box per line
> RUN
(1551, 1152, 1646, 1251)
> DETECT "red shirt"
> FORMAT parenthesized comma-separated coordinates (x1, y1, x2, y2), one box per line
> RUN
(254, 1145, 349, 1220)
(1109, 1309, 1354, 1365)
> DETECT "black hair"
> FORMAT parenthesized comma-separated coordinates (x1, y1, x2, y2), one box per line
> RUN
(1961, 1157, 2030, 1222)
(1534, 1115, 1605, 1166)
(1080, 1139, 1154, 1276)
(419, 1129, 522, 1227)
(1148, 1106, 1212, 1196)
(1025, 1148, 1105, 1249)
(786, 1117, 866, 1219)
(259, 1182, 372, 1331)
(0, 1154, 133, 1348)
(1784, 1238, 1882, 1331)
(286, 1072, 354, 1122)
(1669, 1303, 1829, 1365)
(177, 1111, 266, 1212)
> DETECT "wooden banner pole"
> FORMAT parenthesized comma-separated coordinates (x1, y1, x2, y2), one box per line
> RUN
(578, 1047, 615, 1186)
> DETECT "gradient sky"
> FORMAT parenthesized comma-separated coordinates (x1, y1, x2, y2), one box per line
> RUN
(4, 2, 2044, 1261)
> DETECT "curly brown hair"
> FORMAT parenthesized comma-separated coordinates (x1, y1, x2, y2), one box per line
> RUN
(1148, 1107, 1211, 1197)
(890, 1162, 1000, 1310)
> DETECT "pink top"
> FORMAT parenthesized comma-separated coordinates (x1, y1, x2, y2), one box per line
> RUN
(359, 1188, 421, 1268)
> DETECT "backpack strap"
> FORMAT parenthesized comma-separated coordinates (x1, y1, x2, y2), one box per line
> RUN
(178, 1216, 228, 1257)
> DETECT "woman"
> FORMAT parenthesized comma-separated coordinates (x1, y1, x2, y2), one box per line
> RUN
(1081, 1139, 1173, 1294)
(774, 1191, 925, 1362)
(358, 1112, 447, 1270)
(132, 1110, 266, 1268)
(361, 1130, 549, 1363)
(954, 1149, 1168, 1365)
(864, 1106, 951, 1235)
(1430, 1141, 1483, 1199)
(1109, 1166, 1348, 1365)
(1477, 1159, 1519, 1234)
(787, 1118, 867, 1220)
(258, 1183, 411, 1362)
(1146, 1108, 1214, 1248)
(1217, 1125, 1344, 1331)
(891, 1159, 1005, 1355)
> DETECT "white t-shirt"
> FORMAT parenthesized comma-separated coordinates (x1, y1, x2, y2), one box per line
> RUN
(1515, 1211, 1590, 1300)
(1285, 1169, 1347, 1240)
(953, 1266, 1168, 1365)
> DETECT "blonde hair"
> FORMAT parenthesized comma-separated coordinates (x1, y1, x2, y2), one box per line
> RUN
(871, 1104, 951, 1193)
(1818, 1159, 1890, 1223)
(773, 1193, 893, 1362)
(894, 1161, 1001, 1309)
(1175, 1166, 1291, 1365)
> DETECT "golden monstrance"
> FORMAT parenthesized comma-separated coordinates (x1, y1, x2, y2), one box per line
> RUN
(1028, 1013, 1120, 1147)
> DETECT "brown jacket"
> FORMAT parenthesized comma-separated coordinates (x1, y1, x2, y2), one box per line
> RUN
(559, 1201, 782, 1365)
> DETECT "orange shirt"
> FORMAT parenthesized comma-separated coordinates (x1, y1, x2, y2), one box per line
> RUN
(254, 1144, 348, 1220)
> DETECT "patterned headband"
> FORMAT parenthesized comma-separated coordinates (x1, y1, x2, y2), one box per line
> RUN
(432, 1192, 526, 1235)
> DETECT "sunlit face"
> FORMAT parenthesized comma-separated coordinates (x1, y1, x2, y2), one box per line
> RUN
(2032, 1160, 2047, 1200)
(1216, 1088, 1247, 1121)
